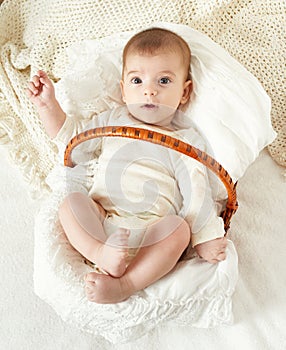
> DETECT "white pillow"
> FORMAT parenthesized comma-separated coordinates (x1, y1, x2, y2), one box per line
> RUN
(55, 22, 276, 182)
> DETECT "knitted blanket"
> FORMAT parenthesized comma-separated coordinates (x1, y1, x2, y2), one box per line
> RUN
(0, 0, 285, 194)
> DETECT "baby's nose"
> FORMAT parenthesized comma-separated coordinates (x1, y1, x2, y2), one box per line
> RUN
(144, 86, 157, 97)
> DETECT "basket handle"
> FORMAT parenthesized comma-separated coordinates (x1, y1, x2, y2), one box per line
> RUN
(64, 126, 238, 233)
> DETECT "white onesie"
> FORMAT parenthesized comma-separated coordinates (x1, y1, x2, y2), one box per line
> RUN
(54, 106, 225, 248)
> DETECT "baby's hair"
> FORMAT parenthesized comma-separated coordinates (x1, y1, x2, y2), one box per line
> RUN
(122, 27, 191, 80)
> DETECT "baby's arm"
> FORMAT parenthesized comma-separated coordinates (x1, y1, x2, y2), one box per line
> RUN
(194, 236, 227, 264)
(174, 129, 227, 264)
(26, 70, 66, 138)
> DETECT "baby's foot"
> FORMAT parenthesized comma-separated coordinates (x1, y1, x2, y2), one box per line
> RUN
(85, 272, 133, 303)
(96, 228, 130, 277)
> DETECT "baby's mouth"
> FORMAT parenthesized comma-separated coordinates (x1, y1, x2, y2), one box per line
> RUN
(141, 103, 158, 109)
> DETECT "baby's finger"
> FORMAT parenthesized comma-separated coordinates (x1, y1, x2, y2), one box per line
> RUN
(31, 74, 41, 87)
(207, 258, 219, 264)
(217, 251, 226, 261)
(25, 88, 35, 99)
(25, 87, 32, 97)
(38, 70, 52, 87)
(27, 81, 39, 95)
(37, 69, 48, 77)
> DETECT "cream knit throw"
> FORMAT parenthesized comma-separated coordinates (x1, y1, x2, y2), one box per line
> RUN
(0, 0, 285, 193)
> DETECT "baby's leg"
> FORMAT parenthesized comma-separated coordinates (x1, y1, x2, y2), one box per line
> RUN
(59, 192, 129, 277)
(85, 215, 190, 303)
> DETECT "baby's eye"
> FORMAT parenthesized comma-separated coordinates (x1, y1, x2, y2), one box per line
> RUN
(131, 77, 142, 84)
(159, 77, 171, 84)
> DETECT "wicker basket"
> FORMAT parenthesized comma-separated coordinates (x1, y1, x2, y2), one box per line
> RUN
(64, 126, 238, 232)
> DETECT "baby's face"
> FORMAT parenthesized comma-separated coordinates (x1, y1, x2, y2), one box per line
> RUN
(120, 52, 191, 127)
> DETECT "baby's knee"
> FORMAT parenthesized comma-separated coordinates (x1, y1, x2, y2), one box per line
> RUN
(170, 215, 190, 232)
(65, 191, 88, 204)
(163, 216, 190, 255)
(167, 215, 190, 246)
(176, 216, 191, 240)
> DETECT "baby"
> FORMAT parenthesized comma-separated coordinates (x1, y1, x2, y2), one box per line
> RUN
(27, 28, 227, 304)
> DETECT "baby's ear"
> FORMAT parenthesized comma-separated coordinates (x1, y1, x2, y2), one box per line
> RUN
(120, 80, 126, 103)
(180, 80, 192, 105)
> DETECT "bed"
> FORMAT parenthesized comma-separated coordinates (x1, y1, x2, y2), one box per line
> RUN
(1, 0, 285, 349)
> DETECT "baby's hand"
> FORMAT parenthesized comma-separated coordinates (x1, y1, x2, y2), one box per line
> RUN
(194, 236, 227, 264)
(26, 70, 56, 110)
